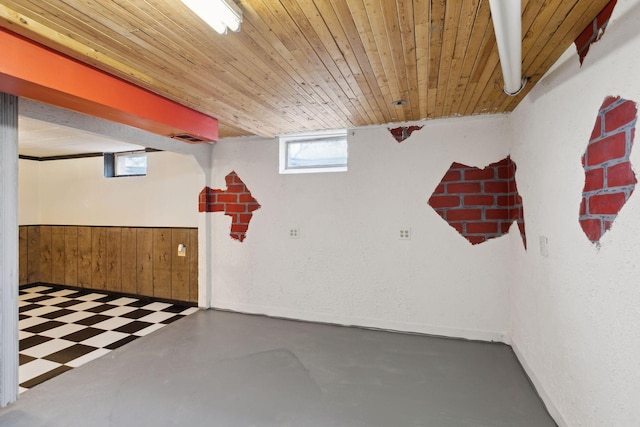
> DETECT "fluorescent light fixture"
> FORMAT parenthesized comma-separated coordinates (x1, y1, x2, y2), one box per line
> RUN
(489, 0, 526, 96)
(181, 0, 243, 35)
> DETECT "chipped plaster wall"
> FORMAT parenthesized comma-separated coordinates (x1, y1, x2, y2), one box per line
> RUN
(210, 115, 515, 342)
(508, 1, 640, 425)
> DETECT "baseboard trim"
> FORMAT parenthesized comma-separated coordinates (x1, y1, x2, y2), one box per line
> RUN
(511, 340, 566, 427)
(211, 301, 509, 343)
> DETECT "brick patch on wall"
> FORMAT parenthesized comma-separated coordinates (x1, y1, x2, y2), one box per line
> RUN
(580, 96, 637, 245)
(428, 157, 526, 248)
(388, 125, 423, 143)
(574, 0, 617, 65)
(199, 171, 261, 242)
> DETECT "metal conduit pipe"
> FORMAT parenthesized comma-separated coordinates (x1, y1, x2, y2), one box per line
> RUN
(488, 0, 527, 96)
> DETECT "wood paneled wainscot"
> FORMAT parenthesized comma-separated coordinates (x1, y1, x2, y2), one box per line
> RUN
(19, 225, 198, 304)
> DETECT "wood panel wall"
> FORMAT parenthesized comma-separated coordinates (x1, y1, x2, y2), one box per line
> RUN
(19, 225, 198, 304)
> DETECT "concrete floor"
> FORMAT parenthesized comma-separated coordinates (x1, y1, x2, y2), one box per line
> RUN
(0, 310, 555, 426)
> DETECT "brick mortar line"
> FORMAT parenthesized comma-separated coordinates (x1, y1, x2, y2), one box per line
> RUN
(583, 157, 634, 171)
(582, 186, 635, 197)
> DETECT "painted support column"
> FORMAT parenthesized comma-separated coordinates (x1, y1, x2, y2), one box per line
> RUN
(192, 148, 213, 309)
(0, 93, 19, 407)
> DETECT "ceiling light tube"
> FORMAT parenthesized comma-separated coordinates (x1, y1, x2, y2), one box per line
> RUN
(489, 0, 526, 96)
(181, 0, 243, 35)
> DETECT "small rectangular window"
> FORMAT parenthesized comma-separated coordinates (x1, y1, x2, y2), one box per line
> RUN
(104, 150, 147, 177)
(279, 130, 348, 174)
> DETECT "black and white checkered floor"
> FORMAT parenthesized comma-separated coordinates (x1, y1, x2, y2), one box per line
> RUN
(18, 283, 198, 393)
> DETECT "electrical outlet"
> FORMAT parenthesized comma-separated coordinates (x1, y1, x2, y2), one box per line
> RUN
(539, 236, 548, 258)
(289, 228, 300, 239)
(177, 244, 187, 257)
(399, 228, 411, 240)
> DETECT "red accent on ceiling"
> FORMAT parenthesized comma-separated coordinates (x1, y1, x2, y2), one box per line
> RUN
(0, 28, 218, 142)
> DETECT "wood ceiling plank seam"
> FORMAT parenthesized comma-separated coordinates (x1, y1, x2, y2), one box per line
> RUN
(281, 7, 372, 128)
(257, 0, 368, 127)
(362, 0, 404, 106)
(468, 24, 496, 85)
(343, 0, 396, 122)
(51, 0, 174, 63)
(447, 0, 492, 116)
(217, 122, 251, 138)
(291, 0, 378, 125)
(413, 0, 431, 119)
(135, 23, 331, 132)
(441, 0, 481, 117)
(361, 0, 405, 123)
(144, 3, 335, 128)
(0, 2, 190, 111)
(311, 0, 385, 124)
(465, 0, 551, 114)
(499, 0, 598, 112)
(520, 0, 549, 49)
(85, 0, 302, 114)
(472, 0, 548, 114)
(12, 0, 217, 110)
(270, 0, 361, 102)
(460, 48, 500, 116)
(486, 0, 586, 113)
(503, 0, 607, 112)
(27, 0, 336, 135)
(475, 0, 567, 114)
(396, 0, 421, 120)
(433, 0, 463, 117)
(66, 1, 225, 101)
(519, 0, 574, 74)
(236, 25, 344, 130)
(426, 0, 445, 118)
(235, 1, 352, 128)
(427, 0, 445, 90)
(379, 0, 413, 122)
(142, 0, 343, 133)
(1, 0, 147, 73)
(326, 0, 391, 123)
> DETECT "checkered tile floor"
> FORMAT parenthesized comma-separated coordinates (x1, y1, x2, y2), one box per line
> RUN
(18, 284, 198, 393)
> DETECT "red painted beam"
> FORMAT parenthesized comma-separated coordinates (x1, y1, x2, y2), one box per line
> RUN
(0, 28, 217, 142)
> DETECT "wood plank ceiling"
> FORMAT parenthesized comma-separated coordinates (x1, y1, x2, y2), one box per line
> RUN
(0, 0, 612, 139)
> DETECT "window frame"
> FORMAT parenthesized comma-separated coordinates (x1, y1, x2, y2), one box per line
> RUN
(104, 150, 148, 178)
(278, 130, 348, 174)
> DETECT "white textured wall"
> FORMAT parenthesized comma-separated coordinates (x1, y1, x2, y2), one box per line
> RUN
(210, 115, 516, 341)
(18, 159, 40, 225)
(509, 1, 640, 425)
(20, 151, 203, 227)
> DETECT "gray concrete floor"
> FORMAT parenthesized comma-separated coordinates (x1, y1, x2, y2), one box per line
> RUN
(0, 310, 555, 426)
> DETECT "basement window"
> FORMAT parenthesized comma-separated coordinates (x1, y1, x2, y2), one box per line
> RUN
(104, 151, 147, 177)
(279, 130, 348, 174)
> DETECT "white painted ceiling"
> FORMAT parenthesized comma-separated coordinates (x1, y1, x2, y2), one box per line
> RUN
(19, 116, 145, 158)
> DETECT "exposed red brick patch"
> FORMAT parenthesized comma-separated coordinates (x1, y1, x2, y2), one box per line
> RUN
(574, 0, 617, 65)
(580, 96, 637, 245)
(388, 125, 423, 143)
(428, 157, 526, 248)
(199, 171, 261, 242)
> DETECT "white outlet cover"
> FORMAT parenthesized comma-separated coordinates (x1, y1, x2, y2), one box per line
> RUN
(539, 235, 548, 257)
